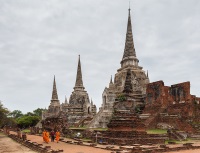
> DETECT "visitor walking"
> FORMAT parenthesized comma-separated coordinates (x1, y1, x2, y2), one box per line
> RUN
(17, 128, 21, 138)
(43, 130, 50, 143)
(42, 130, 46, 142)
(45, 130, 50, 143)
(50, 130, 55, 142)
(22, 132, 27, 141)
(55, 130, 60, 143)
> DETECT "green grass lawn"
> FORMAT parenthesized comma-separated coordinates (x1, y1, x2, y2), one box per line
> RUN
(22, 129, 30, 133)
(69, 127, 86, 130)
(147, 129, 167, 134)
(89, 128, 108, 131)
(69, 127, 108, 131)
(165, 138, 191, 144)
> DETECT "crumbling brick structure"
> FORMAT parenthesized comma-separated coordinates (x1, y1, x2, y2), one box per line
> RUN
(143, 81, 200, 132)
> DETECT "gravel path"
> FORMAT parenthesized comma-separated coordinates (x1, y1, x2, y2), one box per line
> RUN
(0, 132, 36, 153)
(6, 131, 110, 153)
(2, 131, 200, 153)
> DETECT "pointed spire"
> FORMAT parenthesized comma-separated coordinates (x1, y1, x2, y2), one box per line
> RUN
(122, 7, 136, 60)
(147, 70, 149, 78)
(91, 98, 93, 105)
(74, 55, 85, 90)
(51, 75, 58, 100)
(65, 96, 68, 104)
(110, 75, 113, 84)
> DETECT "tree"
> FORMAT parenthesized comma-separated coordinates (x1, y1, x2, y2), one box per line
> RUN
(0, 101, 16, 127)
(33, 108, 44, 118)
(0, 101, 9, 127)
(16, 115, 40, 128)
(9, 110, 23, 119)
(24, 112, 35, 116)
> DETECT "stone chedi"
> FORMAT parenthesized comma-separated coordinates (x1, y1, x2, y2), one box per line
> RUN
(96, 70, 166, 145)
(62, 55, 96, 126)
(42, 76, 61, 119)
(42, 76, 67, 131)
(42, 56, 96, 129)
(88, 8, 149, 128)
(107, 69, 146, 131)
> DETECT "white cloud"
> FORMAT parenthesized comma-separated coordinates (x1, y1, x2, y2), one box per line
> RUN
(0, 0, 199, 113)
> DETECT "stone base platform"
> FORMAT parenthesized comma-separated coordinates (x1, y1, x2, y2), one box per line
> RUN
(94, 131, 167, 145)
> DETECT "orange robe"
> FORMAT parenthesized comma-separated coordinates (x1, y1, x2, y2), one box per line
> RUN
(42, 131, 46, 142)
(46, 132, 50, 143)
(55, 131, 60, 142)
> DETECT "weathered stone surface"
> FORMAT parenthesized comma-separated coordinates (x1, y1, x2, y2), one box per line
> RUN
(42, 56, 96, 129)
(42, 76, 61, 120)
(96, 70, 166, 145)
(88, 8, 149, 128)
(62, 56, 96, 127)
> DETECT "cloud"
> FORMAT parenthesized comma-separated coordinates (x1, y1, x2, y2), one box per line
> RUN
(0, 0, 199, 113)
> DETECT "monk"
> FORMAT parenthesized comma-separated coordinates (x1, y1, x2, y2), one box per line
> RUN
(55, 130, 60, 143)
(42, 130, 46, 142)
(45, 130, 50, 143)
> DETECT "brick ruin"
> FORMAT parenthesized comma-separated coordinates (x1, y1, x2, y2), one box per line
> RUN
(142, 80, 200, 132)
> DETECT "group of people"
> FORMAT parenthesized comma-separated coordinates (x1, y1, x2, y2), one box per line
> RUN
(42, 130, 60, 143)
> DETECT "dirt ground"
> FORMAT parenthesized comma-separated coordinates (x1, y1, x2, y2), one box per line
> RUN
(2, 131, 110, 153)
(26, 134, 111, 153)
(167, 150, 200, 153)
(0, 133, 36, 153)
(2, 132, 200, 153)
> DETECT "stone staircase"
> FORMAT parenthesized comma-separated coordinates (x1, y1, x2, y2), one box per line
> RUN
(86, 107, 113, 128)
(74, 116, 93, 127)
(168, 130, 187, 141)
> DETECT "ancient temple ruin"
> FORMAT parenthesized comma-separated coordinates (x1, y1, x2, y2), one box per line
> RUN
(141, 81, 200, 132)
(42, 76, 67, 131)
(42, 76, 61, 119)
(42, 56, 97, 129)
(95, 70, 166, 145)
(88, 8, 149, 128)
(62, 55, 97, 127)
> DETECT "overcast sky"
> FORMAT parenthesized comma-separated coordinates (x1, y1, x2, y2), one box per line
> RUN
(0, 0, 200, 113)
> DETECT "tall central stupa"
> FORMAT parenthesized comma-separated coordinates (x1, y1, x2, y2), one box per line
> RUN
(88, 8, 149, 128)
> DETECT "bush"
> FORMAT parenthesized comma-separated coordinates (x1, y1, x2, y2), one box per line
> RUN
(17, 116, 40, 128)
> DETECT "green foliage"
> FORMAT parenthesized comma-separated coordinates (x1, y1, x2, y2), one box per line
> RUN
(22, 129, 30, 133)
(147, 129, 167, 134)
(17, 115, 40, 128)
(24, 112, 35, 116)
(135, 106, 141, 114)
(0, 101, 17, 127)
(117, 94, 126, 101)
(33, 108, 44, 118)
(0, 102, 44, 128)
(9, 110, 23, 119)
